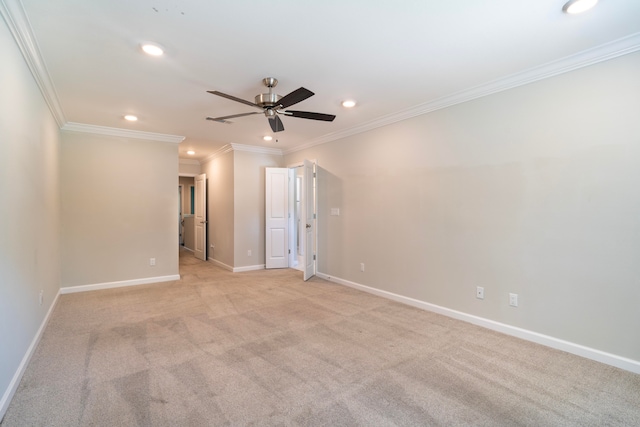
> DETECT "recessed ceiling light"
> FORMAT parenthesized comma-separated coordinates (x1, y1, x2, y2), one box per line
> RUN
(187, 150, 195, 155)
(342, 100, 356, 108)
(141, 42, 164, 56)
(562, 0, 598, 14)
(263, 136, 273, 141)
(124, 115, 138, 121)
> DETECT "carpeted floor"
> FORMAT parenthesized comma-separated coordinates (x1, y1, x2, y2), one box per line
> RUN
(2, 249, 640, 426)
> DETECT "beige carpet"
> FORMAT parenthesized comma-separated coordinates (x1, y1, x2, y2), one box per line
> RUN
(2, 249, 640, 426)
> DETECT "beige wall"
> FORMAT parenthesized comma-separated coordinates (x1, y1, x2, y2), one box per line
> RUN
(60, 132, 179, 287)
(0, 19, 61, 417)
(285, 52, 640, 362)
(202, 150, 234, 268)
(178, 160, 200, 176)
(234, 150, 283, 268)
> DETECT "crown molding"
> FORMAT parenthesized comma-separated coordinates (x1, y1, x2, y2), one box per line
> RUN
(61, 122, 185, 143)
(229, 143, 283, 156)
(285, 32, 640, 155)
(201, 144, 234, 164)
(201, 143, 283, 164)
(0, 0, 66, 126)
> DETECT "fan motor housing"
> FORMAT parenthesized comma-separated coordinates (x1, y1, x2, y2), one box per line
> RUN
(255, 93, 282, 108)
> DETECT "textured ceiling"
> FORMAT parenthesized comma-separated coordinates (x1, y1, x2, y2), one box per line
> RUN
(14, 0, 640, 160)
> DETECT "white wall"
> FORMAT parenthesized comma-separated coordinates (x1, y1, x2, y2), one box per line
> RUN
(60, 131, 179, 287)
(285, 52, 640, 363)
(0, 18, 61, 419)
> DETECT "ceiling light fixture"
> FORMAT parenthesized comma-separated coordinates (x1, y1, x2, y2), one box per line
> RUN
(263, 136, 273, 141)
(124, 115, 138, 121)
(140, 42, 164, 56)
(562, 0, 598, 14)
(187, 150, 195, 155)
(342, 100, 356, 108)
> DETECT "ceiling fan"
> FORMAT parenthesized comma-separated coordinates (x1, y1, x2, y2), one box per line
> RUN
(206, 77, 336, 133)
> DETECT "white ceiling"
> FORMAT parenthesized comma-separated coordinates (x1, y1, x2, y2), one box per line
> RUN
(12, 0, 640, 160)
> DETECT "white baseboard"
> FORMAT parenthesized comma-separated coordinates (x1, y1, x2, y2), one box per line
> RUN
(0, 291, 60, 421)
(60, 274, 180, 294)
(208, 257, 233, 271)
(316, 272, 640, 375)
(233, 264, 265, 273)
(207, 258, 264, 273)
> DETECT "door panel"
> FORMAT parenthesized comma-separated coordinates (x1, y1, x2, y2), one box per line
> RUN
(265, 168, 289, 269)
(303, 160, 315, 281)
(194, 173, 207, 261)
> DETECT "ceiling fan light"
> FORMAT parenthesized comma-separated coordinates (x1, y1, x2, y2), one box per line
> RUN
(141, 42, 164, 56)
(124, 114, 138, 121)
(187, 150, 195, 155)
(562, 0, 598, 14)
(342, 100, 356, 108)
(263, 136, 273, 141)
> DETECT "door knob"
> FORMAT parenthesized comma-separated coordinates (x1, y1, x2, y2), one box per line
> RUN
(306, 224, 311, 229)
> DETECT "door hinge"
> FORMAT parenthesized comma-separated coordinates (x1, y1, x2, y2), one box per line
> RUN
(313, 172, 316, 178)
(288, 249, 291, 254)
(313, 213, 316, 219)
(313, 254, 316, 261)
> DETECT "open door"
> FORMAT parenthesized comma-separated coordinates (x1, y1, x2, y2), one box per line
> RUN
(265, 168, 289, 269)
(194, 173, 207, 261)
(302, 160, 316, 281)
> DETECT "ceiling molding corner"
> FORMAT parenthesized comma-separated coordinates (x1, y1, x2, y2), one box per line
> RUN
(201, 144, 234, 164)
(61, 122, 185, 143)
(229, 143, 283, 156)
(287, 32, 640, 155)
(201, 143, 283, 164)
(0, 0, 66, 127)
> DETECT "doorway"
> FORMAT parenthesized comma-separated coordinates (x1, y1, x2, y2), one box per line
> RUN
(265, 160, 317, 280)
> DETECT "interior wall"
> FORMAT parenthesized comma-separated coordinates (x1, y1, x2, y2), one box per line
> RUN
(201, 150, 234, 268)
(60, 131, 179, 287)
(233, 150, 283, 268)
(0, 19, 61, 418)
(285, 51, 640, 362)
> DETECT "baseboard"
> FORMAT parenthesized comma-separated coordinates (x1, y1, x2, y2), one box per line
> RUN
(0, 291, 61, 421)
(316, 272, 640, 375)
(233, 264, 265, 273)
(206, 258, 264, 273)
(60, 274, 180, 294)
(208, 257, 233, 272)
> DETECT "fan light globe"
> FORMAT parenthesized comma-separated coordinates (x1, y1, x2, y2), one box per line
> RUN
(124, 115, 138, 121)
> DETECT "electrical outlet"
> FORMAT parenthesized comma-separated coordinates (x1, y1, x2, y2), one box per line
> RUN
(509, 293, 518, 307)
(476, 286, 484, 299)
(39, 290, 43, 306)
(247, 250, 252, 256)
(360, 263, 365, 272)
(150, 258, 156, 266)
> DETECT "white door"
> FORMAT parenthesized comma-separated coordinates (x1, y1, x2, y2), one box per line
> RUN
(302, 160, 316, 281)
(194, 173, 207, 261)
(265, 168, 289, 269)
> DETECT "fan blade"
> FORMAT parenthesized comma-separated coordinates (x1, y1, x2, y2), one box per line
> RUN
(206, 112, 261, 122)
(285, 110, 336, 122)
(207, 91, 261, 109)
(277, 87, 314, 108)
(269, 115, 284, 133)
